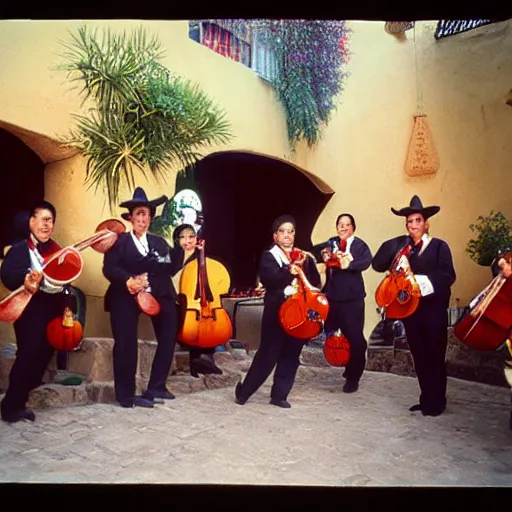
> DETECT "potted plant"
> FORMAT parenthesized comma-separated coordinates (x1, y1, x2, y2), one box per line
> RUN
(466, 211, 512, 268)
(55, 25, 232, 212)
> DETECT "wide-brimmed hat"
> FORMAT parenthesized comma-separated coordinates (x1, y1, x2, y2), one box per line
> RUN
(119, 187, 168, 221)
(391, 195, 440, 220)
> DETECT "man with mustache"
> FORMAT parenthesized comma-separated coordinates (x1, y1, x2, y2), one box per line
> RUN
(372, 195, 456, 417)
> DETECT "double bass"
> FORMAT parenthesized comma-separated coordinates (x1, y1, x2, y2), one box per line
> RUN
(0, 218, 125, 324)
(454, 250, 512, 353)
(375, 241, 421, 319)
(177, 239, 233, 348)
(278, 246, 329, 339)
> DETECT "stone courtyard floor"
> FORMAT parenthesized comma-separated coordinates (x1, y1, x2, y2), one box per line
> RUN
(0, 365, 511, 489)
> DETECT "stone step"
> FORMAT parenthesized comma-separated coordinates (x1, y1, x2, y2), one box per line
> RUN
(301, 328, 510, 387)
(26, 363, 250, 410)
(2, 338, 253, 410)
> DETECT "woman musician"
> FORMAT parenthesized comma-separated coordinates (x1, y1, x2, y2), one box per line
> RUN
(313, 213, 372, 393)
(171, 223, 223, 377)
(234, 215, 321, 409)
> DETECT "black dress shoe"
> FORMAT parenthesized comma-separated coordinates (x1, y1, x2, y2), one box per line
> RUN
(422, 406, 445, 417)
(343, 381, 359, 393)
(409, 403, 422, 412)
(234, 381, 247, 405)
(190, 358, 223, 377)
(152, 390, 175, 400)
(270, 399, 291, 409)
(133, 396, 154, 408)
(2, 408, 36, 423)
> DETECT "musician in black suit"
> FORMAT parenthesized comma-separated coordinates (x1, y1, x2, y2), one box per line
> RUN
(372, 195, 456, 417)
(234, 215, 321, 408)
(0, 201, 76, 423)
(313, 213, 373, 393)
(103, 187, 181, 409)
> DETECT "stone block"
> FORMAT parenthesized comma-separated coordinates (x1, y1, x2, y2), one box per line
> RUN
(301, 347, 330, 368)
(27, 383, 89, 409)
(69, 338, 115, 382)
(365, 347, 416, 378)
(446, 328, 507, 387)
(86, 381, 116, 404)
(137, 339, 157, 380)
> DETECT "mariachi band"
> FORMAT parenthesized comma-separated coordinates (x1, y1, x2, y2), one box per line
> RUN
(0, 190, 510, 423)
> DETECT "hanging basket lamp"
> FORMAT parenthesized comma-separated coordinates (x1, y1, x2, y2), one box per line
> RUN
(385, 21, 415, 34)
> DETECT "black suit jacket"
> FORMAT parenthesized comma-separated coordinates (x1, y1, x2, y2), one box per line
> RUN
(259, 247, 321, 309)
(372, 235, 456, 310)
(103, 232, 181, 311)
(1, 240, 32, 291)
(312, 236, 372, 302)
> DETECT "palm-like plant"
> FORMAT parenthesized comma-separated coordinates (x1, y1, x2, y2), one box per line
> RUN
(55, 25, 233, 211)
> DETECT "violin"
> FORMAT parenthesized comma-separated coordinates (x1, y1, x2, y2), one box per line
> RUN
(375, 241, 421, 319)
(0, 218, 125, 324)
(278, 246, 330, 339)
(454, 250, 512, 352)
(177, 239, 233, 348)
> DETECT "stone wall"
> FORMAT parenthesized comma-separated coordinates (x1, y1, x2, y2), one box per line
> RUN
(302, 327, 509, 388)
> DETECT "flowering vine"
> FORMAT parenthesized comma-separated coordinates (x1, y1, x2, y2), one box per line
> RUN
(210, 19, 351, 148)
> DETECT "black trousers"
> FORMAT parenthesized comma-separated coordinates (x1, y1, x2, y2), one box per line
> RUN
(1, 292, 61, 419)
(403, 302, 448, 412)
(238, 306, 305, 402)
(325, 299, 367, 383)
(109, 293, 177, 404)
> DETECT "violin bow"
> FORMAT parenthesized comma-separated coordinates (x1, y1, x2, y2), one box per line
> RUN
(463, 274, 506, 341)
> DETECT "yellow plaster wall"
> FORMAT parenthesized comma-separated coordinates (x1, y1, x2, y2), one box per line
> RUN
(1, 19, 512, 340)
(307, 20, 512, 334)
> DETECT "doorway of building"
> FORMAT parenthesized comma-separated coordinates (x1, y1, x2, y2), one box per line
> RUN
(186, 150, 335, 292)
(0, 127, 45, 256)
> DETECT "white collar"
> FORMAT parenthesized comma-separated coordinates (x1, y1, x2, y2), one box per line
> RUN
(407, 233, 431, 255)
(269, 244, 291, 267)
(131, 231, 149, 255)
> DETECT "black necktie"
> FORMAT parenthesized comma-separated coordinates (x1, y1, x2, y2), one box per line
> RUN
(410, 240, 423, 257)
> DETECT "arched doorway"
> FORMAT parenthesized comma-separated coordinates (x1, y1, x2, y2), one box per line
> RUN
(186, 150, 335, 292)
(0, 120, 79, 256)
(0, 128, 45, 255)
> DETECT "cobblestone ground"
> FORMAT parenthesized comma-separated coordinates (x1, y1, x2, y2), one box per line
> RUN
(0, 367, 511, 486)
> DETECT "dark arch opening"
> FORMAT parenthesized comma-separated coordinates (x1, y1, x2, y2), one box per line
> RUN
(190, 151, 335, 292)
(0, 127, 45, 255)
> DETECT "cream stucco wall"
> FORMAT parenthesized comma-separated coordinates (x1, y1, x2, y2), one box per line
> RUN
(307, 20, 512, 334)
(0, 19, 511, 341)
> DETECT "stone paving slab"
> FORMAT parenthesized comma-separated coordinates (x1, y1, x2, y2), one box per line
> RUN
(1, 367, 511, 486)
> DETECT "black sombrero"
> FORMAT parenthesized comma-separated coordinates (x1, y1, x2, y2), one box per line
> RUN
(119, 187, 168, 221)
(391, 195, 440, 220)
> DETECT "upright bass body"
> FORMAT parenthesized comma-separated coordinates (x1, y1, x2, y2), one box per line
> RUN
(177, 241, 233, 348)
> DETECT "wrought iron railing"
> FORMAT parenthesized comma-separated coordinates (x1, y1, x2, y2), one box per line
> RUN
(434, 19, 508, 39)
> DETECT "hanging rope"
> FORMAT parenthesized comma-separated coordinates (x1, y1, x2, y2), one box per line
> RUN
(413, 25, 424, 114)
